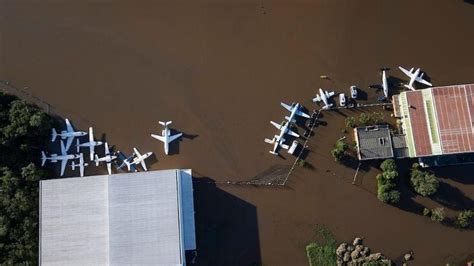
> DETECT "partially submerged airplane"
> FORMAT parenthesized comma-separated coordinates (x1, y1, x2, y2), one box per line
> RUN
(151, 121, 183, 155)
(281, 102, 310, 123)
(312, 88, 335, 109)
(71, 153, 88, 177)
(265, 120, 299, 155)
(41, 140, 80, 176)
(398, 66, 432, 91)
(76, 127, 103, 161)
(51, 118, 87, 151)
(94, 142, 117, 175)
(119, 148, 152, 172)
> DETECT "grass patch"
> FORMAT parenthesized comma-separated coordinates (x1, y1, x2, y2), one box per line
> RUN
(306, 226, 337, 266)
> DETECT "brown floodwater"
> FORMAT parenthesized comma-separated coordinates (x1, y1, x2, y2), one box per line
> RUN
(1, 1, 473, 265)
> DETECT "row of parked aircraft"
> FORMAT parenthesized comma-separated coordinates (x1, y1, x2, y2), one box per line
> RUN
(311, 65, 433, 110)
(41, 119, 184, 177)
(264, 102, 310, 155)
(374, 65, 432, 99)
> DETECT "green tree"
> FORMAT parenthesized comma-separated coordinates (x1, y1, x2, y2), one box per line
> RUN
(456, 210, 473, 228)
(431, 207, 445, 223)
(380, 159, 396, 172)
(410, 164, 439, 196)
(345, 116, 356, 128)
(331, 140, 348, 162)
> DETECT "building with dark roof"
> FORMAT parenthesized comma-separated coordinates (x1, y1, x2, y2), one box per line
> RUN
(354, 125, 394, 160)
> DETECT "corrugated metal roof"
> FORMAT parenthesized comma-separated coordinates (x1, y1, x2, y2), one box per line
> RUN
(356, 125, 394, 160)
(39, 169, 196, 266)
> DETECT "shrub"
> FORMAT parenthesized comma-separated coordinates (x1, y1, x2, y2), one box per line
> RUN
(410, 166, 439, 196)
(456, 210, 473, 228)
(376, 160, 400, 204)
(345, 116, 356, 128)
(380, 159, 396, 172)
(331, 140, 348, 162)
(423, 208, 431, 216)
(431, 207, 445, 223)
(358, 112, 385, 126)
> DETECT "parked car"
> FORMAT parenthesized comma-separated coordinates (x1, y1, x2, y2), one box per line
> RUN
(350, 85, 358, 99)
(339, 93, 346, 107)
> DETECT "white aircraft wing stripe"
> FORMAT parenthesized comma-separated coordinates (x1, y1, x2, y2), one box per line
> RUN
(133, 148, 142, 158)
(105, 142, 110, 155)
(107, 163, 112, 175)
(140, 160, 147, 171)
(65, 119, 73, 132)
(327, 91, 335, 97)
(416, 77, 432, 86)
(270, 121, 282, 130)
(60, 159, 67, 176)
(296, 110, 310, 118)
(168, 133, 183, 143)
(151, 134, 165, 142)
(60, 140, 67, 154)
(65, 137, 74, 152)
(280, 102, 292, 112)
(398, 66, 412, 77)
(287, 129, 300, 138)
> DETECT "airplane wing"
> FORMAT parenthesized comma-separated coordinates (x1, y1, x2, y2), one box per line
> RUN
(106, 162, 112, 175)
(326, 91, 335, 98)
(270, 121, 282, 130)
(287, 129, 300, 138)
(79, 154, 85, 177)
(280, 102, 292, 112)
(140, 160, 148, 171)
(65, 119, 73, 132)
(312, 95, 322, 103)
(151, 134, 165, 143)
(133, 148, 142, 158)
(89, 145, 94, 161)
(60, 140, 67, 155)
(104, 142, 110, 155)
(168, 133, 183, 143)
(65, 137, 74, 152)
(398, 66, 413, 78)
(60, 158, 68, 176)
(416, 76, 432, 87)
(296, 110, 310, 118)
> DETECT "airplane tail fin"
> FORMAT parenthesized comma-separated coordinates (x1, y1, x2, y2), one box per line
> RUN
(159, 121, 172, 127)
(41, 151, 47, 166)
(404, 84, 415, 91)
(51, 128, 57, 142)
(264, 138, 274, 144)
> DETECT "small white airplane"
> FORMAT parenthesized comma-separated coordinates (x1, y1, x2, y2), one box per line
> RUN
(123, 148, 153, 172)
(265, 120, 298, 155)
(76, 127, 103, 161)
(398, 66, 432, 91)
(51, 118, 87, 151)
(41, 140, 80, 176)
(94, 142, 117, 175)
(312, 88, 335, 109)
(381, 68, 390, 99)
(71, 153, 88, 177)
(151, 121, 183, 155)
(270, 120, 300, 138)
(281, 102, 310, 123)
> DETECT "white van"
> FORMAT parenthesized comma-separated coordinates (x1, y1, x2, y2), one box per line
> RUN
(339, 93, 346, 107)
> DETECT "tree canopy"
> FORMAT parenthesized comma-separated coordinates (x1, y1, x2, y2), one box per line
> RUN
(0, 92, 52, 264)
(410, 163, 439, 197)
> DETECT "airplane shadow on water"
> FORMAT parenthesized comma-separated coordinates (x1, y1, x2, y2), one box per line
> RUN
(192, 177, 261, 266)
(167, 129, 199, 156)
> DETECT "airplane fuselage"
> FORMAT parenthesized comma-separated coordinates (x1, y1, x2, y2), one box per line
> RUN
(131, 152, 152, 165)
(382, 70, 389, 98)
(319, 88, 329, 106)
(161, 129, 171, 155)
(59, 131, 87, 138)
(46, 154, 79, 162)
